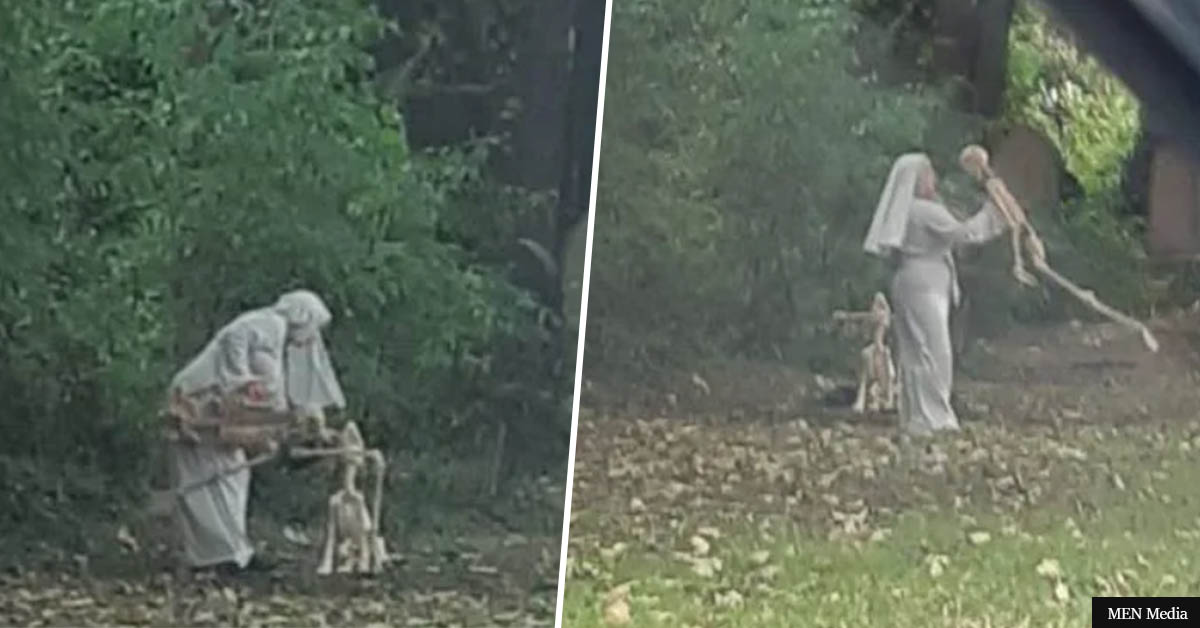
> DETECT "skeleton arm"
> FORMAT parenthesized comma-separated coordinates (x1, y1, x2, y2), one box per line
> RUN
(987, 179, 1039, 286)
(832, 310, 875, 322)
(834, 294, 890, 331)
(316, 494, 338, 575)
(288, 446, 365, 459)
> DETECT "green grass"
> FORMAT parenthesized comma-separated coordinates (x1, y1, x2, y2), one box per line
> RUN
(561, 422, 1200, 627)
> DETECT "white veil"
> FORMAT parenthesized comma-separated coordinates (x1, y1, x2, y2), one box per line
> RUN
(273, 290, 347, 412)
(863, 153, 932, 257)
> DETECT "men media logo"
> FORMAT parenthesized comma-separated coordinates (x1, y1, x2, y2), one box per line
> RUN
(1092, 597, 1196, 626)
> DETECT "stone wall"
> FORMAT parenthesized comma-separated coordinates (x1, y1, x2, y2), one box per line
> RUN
(1146, 142, 1200, 259)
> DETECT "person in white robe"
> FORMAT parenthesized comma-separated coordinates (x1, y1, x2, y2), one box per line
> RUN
(167, 289, 346, 570)
(862, 153, 1009, 436)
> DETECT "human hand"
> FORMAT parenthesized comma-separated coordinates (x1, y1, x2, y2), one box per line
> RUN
(244, 380, 267, 403)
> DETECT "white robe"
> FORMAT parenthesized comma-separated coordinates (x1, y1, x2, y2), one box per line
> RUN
(169, 309, 289, 568)
(890, 199, 1006, 436)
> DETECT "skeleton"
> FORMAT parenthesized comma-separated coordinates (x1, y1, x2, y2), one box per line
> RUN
(959, 145, 1159, 353)
(832, 292, 898, 413)
(164, 381, 296, 451)
(959, 146, 1042, 288)
(290, 421, 389, 575)
(159, 392, 389, 576)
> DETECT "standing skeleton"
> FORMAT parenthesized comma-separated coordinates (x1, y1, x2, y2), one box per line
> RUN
(958, 145, 1159, 352)
(291, 421, 389, 575)
(832, 292, 898, 413)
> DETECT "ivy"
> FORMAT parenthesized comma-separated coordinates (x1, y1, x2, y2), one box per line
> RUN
(1003, 1, 1140, 197)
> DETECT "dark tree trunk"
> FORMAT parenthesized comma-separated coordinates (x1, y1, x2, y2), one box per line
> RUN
(932, 0, 979, 108)
(503, 3, 574, 189)
(557, 0, 606, 238)
(930, 0, 1016, 118)
(497, 1, 575, 321)
(972, 0, 1016, 117)
(1123, 119, 1155, 219)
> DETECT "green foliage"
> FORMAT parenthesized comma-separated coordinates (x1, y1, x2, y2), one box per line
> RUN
(590, 0, 1157, 378)
(1003, 2, 1140, 197)
(590, 0, 947, 369)
(0, 0, 565, 499)
(562, 418, 1200, 626)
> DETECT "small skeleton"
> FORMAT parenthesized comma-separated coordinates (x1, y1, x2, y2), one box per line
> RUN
(959, 144, 1159, 352)
(832, 292, 898, 413)
(291, 421, 389, 575)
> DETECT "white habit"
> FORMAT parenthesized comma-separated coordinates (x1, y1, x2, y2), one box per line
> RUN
(167, 290, 345, 568)
(864, 154, 1007, 436)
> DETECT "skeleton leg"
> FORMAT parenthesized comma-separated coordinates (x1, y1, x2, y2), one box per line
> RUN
(870, 341, 890, 411)
(852, 346, 870, 414)
(1002, 205, 1037, 287)
(316, 495, 339, 575)
(974, 164, 1036, 287)
(356, 510, 372, 573)
(885, 348, 898, 410)
(368, 450, 387, 572)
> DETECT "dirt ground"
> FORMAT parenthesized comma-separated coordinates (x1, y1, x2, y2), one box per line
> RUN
(0, 489, 564, 627)
(569, 309, 1200, 547)
(582, 307, 1200, 424)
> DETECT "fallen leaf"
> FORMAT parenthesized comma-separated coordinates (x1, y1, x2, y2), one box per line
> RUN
(926, 554, 949, 578)
(714, 590, 744, 608)
(282, 525, 311, 546)
(116, 526, 140, 553)
(967, 531, 991, 546)
(690, 557, 722, 578)
(600, 542, 628, 562)
(1054, 581, 1070, 602)
(603, 585, 631, 626)
(1035, 558, 1062, 580)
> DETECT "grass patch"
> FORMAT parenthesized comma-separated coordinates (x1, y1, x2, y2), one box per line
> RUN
(562, 419, 1200, 627)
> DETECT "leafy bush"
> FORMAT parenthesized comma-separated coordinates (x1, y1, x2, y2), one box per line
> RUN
(588, 0, 1158, 379)
(1004, 2, 1140, 198)
(0, 0, 564, 504)
(588, 0, 946, 370)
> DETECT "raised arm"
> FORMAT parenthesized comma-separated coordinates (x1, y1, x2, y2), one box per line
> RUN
(913, 199, 1007, 248)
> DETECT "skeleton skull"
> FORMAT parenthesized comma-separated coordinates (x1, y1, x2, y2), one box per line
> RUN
(959, 145, 989, 180)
